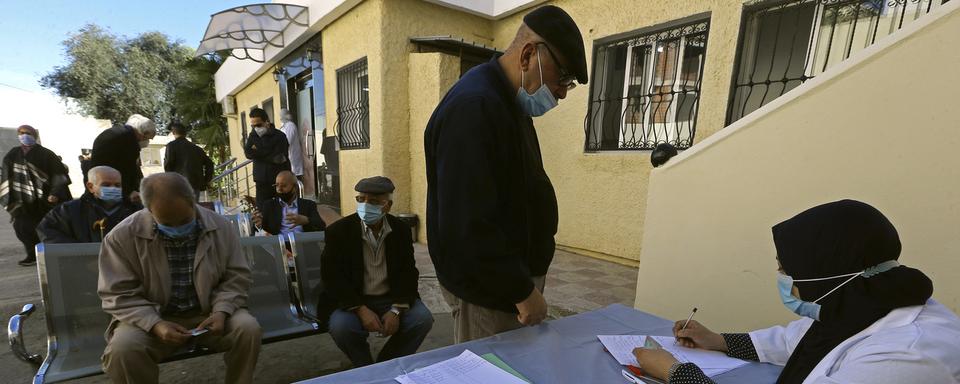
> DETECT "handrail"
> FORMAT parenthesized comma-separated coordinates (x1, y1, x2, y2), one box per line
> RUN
(215, 157, 237, 171)
(8, 303, 42, 365)
(211, 159, 254, 184)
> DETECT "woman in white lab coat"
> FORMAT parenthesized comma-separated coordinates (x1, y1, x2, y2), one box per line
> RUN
(634, 200, 960, 384)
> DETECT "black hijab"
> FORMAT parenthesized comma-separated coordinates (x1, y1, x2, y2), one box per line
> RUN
(771, 200, 932, 384)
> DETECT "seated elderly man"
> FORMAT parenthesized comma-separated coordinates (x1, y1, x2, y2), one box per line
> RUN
(98, 173, 261, 384)
(321, 176, 433, 367)
(252, 170, 325, 235)
(37, 166, 142, 243)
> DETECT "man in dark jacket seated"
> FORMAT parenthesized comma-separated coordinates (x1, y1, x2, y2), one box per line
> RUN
(251, 171, 326, 235)
(38, 166, 142, 243)
(320, 176, 433, 367)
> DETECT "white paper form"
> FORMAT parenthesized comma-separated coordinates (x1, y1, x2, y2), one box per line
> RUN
(395, 350, 528, 384)
(598, 335, 749, 377)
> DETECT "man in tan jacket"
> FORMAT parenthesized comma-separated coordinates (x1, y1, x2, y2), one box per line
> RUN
(98, 172, 261, 384)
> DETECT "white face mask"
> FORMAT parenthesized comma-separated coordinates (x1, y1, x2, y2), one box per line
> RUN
(254, 127, 268, 137)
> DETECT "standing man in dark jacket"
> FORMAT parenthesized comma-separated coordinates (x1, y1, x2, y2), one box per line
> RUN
(244, 108, 290, 208)
(1, 125, 73, 266)
(164, 122, 215, 200)
(321, 176, 433, 367)
(424, 5, 588, 342)
(37, 166, 141, 243)
(91, 114, 156, 203)
(251, 171, 325, 235)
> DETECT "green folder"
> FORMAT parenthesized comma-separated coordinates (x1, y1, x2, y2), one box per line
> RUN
(481, 353, 532, 383)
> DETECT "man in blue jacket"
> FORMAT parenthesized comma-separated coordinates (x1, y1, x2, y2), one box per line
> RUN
(424, 5, 588, 342)
(38, 166, 141, 243)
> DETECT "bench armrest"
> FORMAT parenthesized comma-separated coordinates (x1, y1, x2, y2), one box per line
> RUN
(8, 303, 42, 365)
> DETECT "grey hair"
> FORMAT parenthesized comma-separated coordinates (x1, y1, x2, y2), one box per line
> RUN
(140, 172, 195, 208)
(280, 109, 292, 122)
(126, 114, 157, 135)
(87, 166, 120, 185)
(505, 23, 543, 53)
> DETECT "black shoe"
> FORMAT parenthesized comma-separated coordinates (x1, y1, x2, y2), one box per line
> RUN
(18, 258, 36, 267)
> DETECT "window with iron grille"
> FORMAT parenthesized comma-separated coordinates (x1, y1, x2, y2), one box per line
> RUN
(727, 0, 950, 124)
(585, 19, 710, 152)
(335, 57, 370, 150)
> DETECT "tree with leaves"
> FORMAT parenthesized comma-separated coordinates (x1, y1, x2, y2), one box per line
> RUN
(173, 54, 230, 165)
(42, 24, 229, 169)
(41, 24, 192, 127)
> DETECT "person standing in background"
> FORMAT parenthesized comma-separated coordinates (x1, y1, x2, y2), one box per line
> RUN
(91, 114, 156, 203)
(1, 125, 72, 266)
(279, 109, 304, 181)
(164, 122, 215, 200)
(244, 108, 290, 208)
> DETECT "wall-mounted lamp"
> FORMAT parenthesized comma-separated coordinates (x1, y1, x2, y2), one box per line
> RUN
(272, 66, 286, 82)
(305, 48, 318, 64)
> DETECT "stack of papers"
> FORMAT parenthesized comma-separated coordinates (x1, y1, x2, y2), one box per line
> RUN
(395, 350, 530, 384)
(598, 335, 749, 377)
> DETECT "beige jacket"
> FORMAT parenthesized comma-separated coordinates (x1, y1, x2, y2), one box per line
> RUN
(97, 206, 251, 337)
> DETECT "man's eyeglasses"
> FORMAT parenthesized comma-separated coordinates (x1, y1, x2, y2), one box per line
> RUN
(355, 195, 388, 206)
(536, 42, 577, 90)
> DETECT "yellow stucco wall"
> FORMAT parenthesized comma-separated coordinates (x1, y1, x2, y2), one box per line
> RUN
(322, 0, 492, 217)
(408, 52, 461, 243)
(322, 0, 385, 213)
(636, 2, 960, 330)
(378, 0, 493, 215)
(488, 0, 746, 262)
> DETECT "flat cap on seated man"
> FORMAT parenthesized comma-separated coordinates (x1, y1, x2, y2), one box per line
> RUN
(98, 172, 261, 384)
(320, 176, 433, 367)
(37, 166, 142, 243)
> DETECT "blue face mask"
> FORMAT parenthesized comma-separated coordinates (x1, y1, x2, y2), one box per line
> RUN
(516, 49, 558, 117)
(777, 260, 901, 321)
(19, 134, 36, 146)
(157, 219, 197, 239)
(98, 186, 123, 203)
(356, 202, 386, 225)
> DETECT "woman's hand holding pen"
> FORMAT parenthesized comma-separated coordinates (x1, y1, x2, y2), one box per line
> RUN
(673, 320, 727, 352)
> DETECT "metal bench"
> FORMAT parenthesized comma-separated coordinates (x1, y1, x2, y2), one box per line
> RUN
(285, 232, 329, 328)
(8, 234, 321, 383)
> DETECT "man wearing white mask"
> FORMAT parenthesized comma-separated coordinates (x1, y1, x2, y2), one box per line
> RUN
(38, 166, 142, 243)
(91, 114, 157, 204)
(1, 124, 72, 266)
(244, 107, 290, 208)
(423, 5, 588, 342)
(278, 109, 304, 180)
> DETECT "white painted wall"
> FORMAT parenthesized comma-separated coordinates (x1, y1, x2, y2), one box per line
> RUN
(635, 1, 960, 331)
(0, 85, 110, 197)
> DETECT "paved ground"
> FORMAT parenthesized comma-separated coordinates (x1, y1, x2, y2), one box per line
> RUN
(0, 209, 638, 383)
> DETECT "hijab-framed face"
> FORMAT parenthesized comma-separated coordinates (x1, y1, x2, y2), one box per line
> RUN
(770, 200, 932, 384)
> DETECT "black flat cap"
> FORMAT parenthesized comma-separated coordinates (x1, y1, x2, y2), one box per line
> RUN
(524, 5, 588, 84)
(355, 176, 395, 195)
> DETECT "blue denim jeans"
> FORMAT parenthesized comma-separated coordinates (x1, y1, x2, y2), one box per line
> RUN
(328, 298, 434, 367)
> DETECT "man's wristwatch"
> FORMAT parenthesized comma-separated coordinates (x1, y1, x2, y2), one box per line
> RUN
(389, 307, 401, 316)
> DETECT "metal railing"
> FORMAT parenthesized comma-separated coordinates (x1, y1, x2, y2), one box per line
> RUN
(727, 0, 951, 123)
(335, 57, 370, 150)
(211, 158, 254, 211)
(584, 19, 710, 151)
